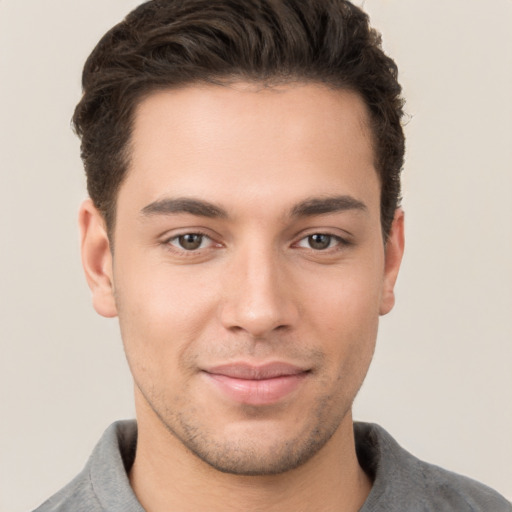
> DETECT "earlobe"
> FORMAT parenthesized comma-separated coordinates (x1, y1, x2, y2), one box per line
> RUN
(78, 199, 118, 318)
(379, 209, 405, 316)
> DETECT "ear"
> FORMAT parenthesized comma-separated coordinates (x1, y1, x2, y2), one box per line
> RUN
(78, 199, 118, 318)
(379, 209, 405, 316)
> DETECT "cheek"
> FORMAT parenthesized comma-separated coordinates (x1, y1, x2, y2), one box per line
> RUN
(303, 259, 383, 329)
(112, 258, 218, 380)
(300, 260, 382, 374)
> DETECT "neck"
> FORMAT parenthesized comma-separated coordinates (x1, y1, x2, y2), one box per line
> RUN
(130, 394, 371, 512)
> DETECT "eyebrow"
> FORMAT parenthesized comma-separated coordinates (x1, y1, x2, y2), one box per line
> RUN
(140, 194, 367, 220)
(289, 195, 367, 217)
(141, 197, 228, 218)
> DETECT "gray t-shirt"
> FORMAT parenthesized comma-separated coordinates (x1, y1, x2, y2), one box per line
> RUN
(34, 420, 511, 511)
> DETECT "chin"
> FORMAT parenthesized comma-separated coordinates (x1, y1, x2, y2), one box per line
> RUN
(185, 436, 328, 476)
(164, 404, 348, 476)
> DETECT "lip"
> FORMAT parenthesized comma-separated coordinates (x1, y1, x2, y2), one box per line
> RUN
(202, 362, 310, 405)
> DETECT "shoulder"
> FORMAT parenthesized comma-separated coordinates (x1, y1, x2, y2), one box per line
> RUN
(32, 470, 101, 512)
(411, 457, 511, 511)
(355, 422, 512, 512)
(33, 421, 140, 512)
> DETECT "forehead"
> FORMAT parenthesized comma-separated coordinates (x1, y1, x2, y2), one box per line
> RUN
(131, 82, 374, 160)
(120, 82, 378, 218)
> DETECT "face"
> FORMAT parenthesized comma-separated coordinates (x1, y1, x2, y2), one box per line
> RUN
(81, 82, 403, 475)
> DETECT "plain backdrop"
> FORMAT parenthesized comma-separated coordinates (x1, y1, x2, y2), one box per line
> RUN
(1, 1, 511, 510)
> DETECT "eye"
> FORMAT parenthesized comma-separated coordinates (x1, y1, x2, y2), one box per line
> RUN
(168, 233, 211, 251)
(297, 234, 342, 251)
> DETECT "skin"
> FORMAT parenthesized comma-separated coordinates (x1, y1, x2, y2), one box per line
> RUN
(80, 82, 404, 512)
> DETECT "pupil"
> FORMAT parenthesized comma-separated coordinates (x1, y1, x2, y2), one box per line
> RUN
(179, 234, 202, 250)
(309, 234, 331, 250)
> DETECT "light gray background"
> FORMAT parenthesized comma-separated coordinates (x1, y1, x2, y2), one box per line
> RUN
(1, 1, 511, 510)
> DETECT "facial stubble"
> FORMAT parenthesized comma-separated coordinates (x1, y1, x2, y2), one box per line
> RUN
(134, 365, 363, 476)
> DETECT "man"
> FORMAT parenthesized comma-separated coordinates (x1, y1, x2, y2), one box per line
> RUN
(35, 0, 511, 510)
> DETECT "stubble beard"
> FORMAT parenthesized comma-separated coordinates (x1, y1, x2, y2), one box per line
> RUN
(137, 381, 353, 476)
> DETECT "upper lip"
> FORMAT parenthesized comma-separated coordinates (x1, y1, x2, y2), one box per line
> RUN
(204, 362, 309, 380)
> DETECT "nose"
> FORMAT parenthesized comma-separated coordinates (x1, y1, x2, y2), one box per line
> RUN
(219, 244, 299, 338)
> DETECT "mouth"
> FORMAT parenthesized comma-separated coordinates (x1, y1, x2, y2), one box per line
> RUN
(202, 362, 310, 405)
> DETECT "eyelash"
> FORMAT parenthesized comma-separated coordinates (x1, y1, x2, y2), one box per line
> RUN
(295, 233, 351, 252)
(163, 231, 351, 255)
(164, 231, 217, 253)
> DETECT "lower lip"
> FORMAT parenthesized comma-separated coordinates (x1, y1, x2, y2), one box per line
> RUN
(204, 372, 308, 405)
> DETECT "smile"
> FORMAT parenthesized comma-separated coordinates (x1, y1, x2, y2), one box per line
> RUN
(202, 362, 310, 405)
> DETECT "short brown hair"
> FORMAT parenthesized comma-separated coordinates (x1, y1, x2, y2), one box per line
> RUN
(73, 0, 405, 238)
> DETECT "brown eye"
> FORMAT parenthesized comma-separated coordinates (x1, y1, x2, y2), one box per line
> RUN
(307, 234, 332, 250)
(176, 234, 205, 250)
